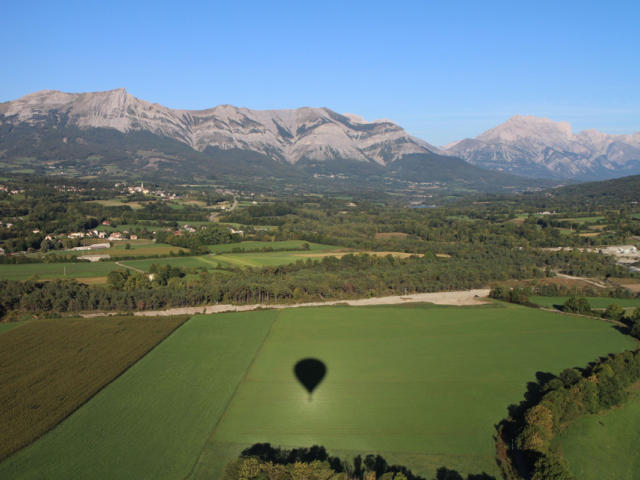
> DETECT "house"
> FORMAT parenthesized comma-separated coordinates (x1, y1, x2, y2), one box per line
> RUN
(130, 235, 138, 240)
(101, 220, 111, 226)
(0, 247, 5, 256)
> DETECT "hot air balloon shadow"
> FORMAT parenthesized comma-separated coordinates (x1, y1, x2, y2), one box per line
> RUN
(294, 358, 327, 401)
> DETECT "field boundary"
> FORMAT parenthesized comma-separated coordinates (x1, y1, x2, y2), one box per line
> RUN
(184, 311, 279, 480)
(124, 289, 491, 318)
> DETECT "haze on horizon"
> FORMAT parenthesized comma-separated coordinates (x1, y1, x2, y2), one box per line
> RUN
(2, 0, 639, 145)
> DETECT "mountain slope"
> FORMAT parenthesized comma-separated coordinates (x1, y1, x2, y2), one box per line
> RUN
(0, 89, 546, 193)
(0, 88, 435, 166)
(444, 115, 640, 180)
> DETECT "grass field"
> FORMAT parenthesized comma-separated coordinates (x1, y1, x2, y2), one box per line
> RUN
(0, 315, 189, 461)
(0, 242, 343, 281)
(559, 216, 606, 224)
(0, 322, 22, 334)
(2, 303, 634, 479)
(46, 240, 187, 258)
(531, 295, 640, 309)
(86, 199, 144, 209)
(554, 389, 640, 479)
(0, 261, 124, 281)
(208, 240, 337, 254)
(0, 312, 276, 480)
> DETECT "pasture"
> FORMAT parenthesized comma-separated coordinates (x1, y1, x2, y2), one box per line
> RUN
(1, 303, 634, 479)
(554, 390, 640, 479)
(0, 315, 188, 461)
(531, 295, 640, 309)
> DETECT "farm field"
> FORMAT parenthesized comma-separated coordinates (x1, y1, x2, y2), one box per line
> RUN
(0, 312, 275, 480)
(531, 295, 640, 309)
(0, 322, 22, 334)
(46, 240, 187, 258)
(553, 390, 640, 479)
(0, 260, 123, 281)
(86, 199, 144, 209)
(0, 242, 344, 281)
(559, 216, 606, 224)
(0, 315, 188, 461)
(208, 240, 338, 254)
(2, 303, 634, 479)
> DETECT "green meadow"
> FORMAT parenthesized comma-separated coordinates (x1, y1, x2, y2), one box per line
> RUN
(1, 303, 634, 479)
(0, 261, 122, 281)
(554, 392, 640, 479)
(531, 296, 640, 309)
(208, 240, 338, 254)
(0, 241, 344, 281)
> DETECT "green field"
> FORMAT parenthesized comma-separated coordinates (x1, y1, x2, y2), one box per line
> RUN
(559, 216, 606, 224)
(45, 241, 187, 258)
(0, 312, 276, 480)
(554, 391, 640, 479)
(531, 295, 640, 309)
(208, 240, 338, 254)
(0, 261, 123, 281)
(0, 315, 188, 461)
(0, 241, 344, 281)
(2, 303, 634, 479)
(0, 322, 22, 334)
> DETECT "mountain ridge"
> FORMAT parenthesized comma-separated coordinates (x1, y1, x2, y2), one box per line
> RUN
(1, 88, 437, 167)
(444, 115, 640, 180)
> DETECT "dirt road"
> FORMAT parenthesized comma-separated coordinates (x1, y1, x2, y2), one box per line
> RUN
(131, 289, 491, 317)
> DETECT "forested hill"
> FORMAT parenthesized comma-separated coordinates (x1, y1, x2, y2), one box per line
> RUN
(549, 174, 640, 205)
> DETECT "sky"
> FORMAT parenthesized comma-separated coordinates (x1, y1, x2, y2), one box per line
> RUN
(1, 0, 639, 145)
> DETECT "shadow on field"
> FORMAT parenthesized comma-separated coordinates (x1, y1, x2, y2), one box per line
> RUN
(230, 443, 496, 480)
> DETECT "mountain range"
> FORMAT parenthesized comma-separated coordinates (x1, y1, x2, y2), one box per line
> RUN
(1, 89, 637, 190)
(444, 115, 640, 180)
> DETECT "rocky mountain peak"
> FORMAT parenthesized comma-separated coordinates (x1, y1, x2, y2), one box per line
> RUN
(478, 115, 572, 144)
(445, 115, 640, 180)
(0, 89, 436, 166)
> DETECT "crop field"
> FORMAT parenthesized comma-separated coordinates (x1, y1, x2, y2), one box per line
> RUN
(559, 215, 606, 224)
(531, 295, 640, 309)
(118, 255, 222, 272)
(86, 199, 144, 209)
(0, 312, 276, 480)
(46, 241, 187, 258)
(553, 389, 640, 479)
(0, 322, 22, 334)
(2, 303, 634, 479)
(208, 240, 338, 254)
(0, 315, 189, 462)
(0, 242, 344, 282)
(0, 260, 123, 281)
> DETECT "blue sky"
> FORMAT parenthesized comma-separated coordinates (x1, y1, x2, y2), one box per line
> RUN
(2, 0, 638, 145)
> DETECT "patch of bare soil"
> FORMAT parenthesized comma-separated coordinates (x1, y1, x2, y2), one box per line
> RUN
(131, 289, 491, 317)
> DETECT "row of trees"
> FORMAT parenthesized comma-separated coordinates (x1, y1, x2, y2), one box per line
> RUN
(511, 350, 640, 480)
(223, 444, 494, 480)
(1, 248, 637, 320)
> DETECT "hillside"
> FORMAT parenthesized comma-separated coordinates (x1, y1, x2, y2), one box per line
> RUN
(0, 89, 548, 193)
(445, 115, 640, 180)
